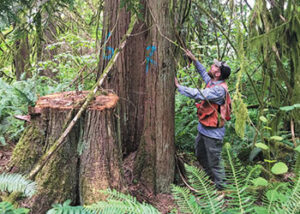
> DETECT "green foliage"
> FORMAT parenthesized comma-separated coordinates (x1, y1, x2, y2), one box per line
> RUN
(175, 94, 198, 151)
(177, 164, 223, 213)
(271, 162, 288, 175)
(232, 96, 248, 139)
(231, 15, 249, 139)
(280, 104, 300, 112)
(172, 185, 203, 214)
(173, 147, 258, 213)
(255, 143, 269, 150)
(47, 189, 161, 213)
(247, 0, 300, 136)
(281, 176, 300, 214)
(40, 33, 97, 89)
(0, 0, 299, 212)
(251, 177, 268, 187)
(0, 0, 31, 29)
(120, 0, 144, 20)
(0, 75, 68, 143)
(0, 0, 75, 30)
(255, 176, 300, 214)
(85, 189, 160, 214)
(223, 143, 256, 213)
(0, 201, 29, 214)
(173, 158, 253, 214)
(259, 116, 268, 123)
(175, 65, 202, 152)
(47, 200, 90, 214)
(0, 173, 36, 197)
(46, 189, 160, 214)
(0, 78, 32, 143)
(173, 143, 299, 214)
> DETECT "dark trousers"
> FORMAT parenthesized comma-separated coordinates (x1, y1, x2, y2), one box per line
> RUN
(195, 133, 225, 190)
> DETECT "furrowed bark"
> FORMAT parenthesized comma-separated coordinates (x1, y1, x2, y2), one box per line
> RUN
(134, 0, 176, 193)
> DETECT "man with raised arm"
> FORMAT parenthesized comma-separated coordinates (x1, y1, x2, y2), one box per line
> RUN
(175, 50, 231, 190)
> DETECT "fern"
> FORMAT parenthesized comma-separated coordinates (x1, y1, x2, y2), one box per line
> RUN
(0, 173, 36, 197)
(262, 183, 288, 213)
(255, 176, 300, 214)
(46, 200, 92, 214)
(0, 201, 29, 214)
(172, 144, 259, 214)
(268, 174, 300, 214)
(223, 143, 255, 213)
(184, 164, 223, 213)
(171, 185, 202, 214)
(85, 189, 161, 214)
(12, 87, 35, 107)
(45, 189, 160, 214)
(281, 175, 300, 214)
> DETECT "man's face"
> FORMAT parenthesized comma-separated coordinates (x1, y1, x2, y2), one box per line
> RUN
(208, 64, 221, 79)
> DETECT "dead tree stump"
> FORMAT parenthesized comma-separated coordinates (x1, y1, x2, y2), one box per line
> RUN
(9, 91, 124, 213)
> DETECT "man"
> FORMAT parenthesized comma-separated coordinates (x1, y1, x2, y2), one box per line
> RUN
(175, 50, 231, 190)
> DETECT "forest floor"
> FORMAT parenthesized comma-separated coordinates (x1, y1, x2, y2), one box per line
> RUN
(0, 144, 13, 173)
(0, 145, 177, 213)
(123, 152, 178, 214)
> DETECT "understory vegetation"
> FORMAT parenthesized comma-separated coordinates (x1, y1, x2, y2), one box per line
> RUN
(0, 143, 299, 213)
(0, 0, 299, 213)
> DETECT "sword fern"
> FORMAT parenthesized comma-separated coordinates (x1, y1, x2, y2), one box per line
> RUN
(0, 173, 36, 197)
(223, 143, 256, 213)
(85, 189, 160, 214)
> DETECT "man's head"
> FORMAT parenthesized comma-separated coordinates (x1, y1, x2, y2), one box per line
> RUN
(208, 59, 231, 80)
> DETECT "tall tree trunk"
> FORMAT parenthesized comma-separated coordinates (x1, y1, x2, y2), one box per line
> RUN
(98, 0, 176, 193)
(41, 18, 58, 78)
(98, 1, 147, 155)
(13, 34, 30, 80)
(35, 11, 43, 63)
(134, 0, 176, 193)
(35, 10, 58, 78)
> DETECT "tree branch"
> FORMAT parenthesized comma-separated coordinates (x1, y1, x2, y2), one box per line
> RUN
(192, 0, 237, 54)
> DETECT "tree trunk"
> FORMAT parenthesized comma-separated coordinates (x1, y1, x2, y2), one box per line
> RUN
(98, 0, 146, 155)
(9, 91, 124, 212)
(134, 0, 176, 194)
(41, 19, 58, 78)
(79, 107, 124, 204)
(14, 35, 30, 80)
(98, 0, 176, 194)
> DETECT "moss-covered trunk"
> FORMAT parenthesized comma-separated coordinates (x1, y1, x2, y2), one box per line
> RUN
(28, 109, 79, 213)
(13, 34, 30, 80)
(8, 91, 123, 213)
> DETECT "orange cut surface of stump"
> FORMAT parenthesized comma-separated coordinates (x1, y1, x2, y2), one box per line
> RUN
(33, 91, 119, 111)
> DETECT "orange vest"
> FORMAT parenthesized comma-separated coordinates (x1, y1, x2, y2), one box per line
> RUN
(195, 81, 231, 128)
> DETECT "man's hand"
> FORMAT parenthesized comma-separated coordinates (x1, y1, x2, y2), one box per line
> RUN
(174, 77, 180, 88)
(185, 49, 197, 62)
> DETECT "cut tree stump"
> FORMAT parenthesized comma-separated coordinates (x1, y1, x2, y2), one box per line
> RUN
(8, 91, 125, 213)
